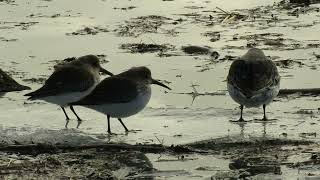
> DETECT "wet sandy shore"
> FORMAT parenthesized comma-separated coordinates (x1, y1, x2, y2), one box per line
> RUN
(1, 0, 320, 179)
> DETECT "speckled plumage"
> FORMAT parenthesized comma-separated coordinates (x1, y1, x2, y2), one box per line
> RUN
(227, 48, 280, 121)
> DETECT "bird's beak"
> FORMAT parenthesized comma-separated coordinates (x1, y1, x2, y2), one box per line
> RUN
(99, 67, 113, 76)
(151, 79, 171, 90)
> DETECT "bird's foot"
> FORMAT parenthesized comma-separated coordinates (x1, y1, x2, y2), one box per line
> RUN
(254, 117, 278, 122)
(107, 131, 121, 136)
(76, 119, 83, 129)
(229, 118, 252, 123)
(65, 119, 70, 129)
(124, 129, 142, 135)
(107, 129, 115, 135)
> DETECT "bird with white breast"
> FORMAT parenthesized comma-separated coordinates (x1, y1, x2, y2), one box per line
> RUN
(25, 55, 113, 128)
(69, 66, 171, 134)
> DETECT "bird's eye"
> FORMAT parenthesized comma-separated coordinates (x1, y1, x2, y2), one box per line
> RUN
(92, 61, 99, 67)
(145, 73, 150, 78)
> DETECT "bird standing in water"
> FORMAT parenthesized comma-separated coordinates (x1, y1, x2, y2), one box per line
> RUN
(25, 55, 113, 128)
(70, 66, 171, 134)
(227, 48, 280, 122)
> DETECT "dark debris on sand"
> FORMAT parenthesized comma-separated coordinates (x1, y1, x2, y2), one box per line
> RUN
(0, 149, 153, 179)
(66, 26, 109, 36)
(119, 43, 224, 59)
(274, 59, 304, 68)
(181, 45, 220, 59)
(27, 12, 81, 18)
(188, 137, 313, 152)
(188, 136, 315, 178)
(22, 77, 47, 84)
(0, 0, 15, 4)
(278, 88, 320, 96)
(1, 136, 318, 179)
(120, 43, 175, 54)
(113, 6, 137, 11)
(0, 21, 38, 30)
(0, 37, 18, 42)
(201, 31, 221, 42)
(114, 15, 178, 37)
(0, 68, 30, 92)
(286, 0, 320, 6)
(0, 141, 209, 179)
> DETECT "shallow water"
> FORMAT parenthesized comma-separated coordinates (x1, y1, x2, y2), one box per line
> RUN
(1, 0, 320, 178)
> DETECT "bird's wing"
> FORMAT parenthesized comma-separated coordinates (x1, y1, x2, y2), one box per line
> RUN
(71, 77, 139, 105)
(227, 59, 279, 97)
(25, 66, 95, 98)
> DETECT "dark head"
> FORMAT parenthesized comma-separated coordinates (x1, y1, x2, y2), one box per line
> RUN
(120, 66, 171, 90)
(73, 55, 113, 76)
(241, 48, 267, 62)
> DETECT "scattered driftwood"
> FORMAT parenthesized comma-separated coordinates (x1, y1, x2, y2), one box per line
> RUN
(0, 143, 208, 155)
(216, 6, 247, 23)
(278, 88, 320, 96)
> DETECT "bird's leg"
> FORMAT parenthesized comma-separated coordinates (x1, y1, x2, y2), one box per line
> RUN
(238, 105, 244, 122)
(69, 106, 83, 128)
(64, 120, 70, 129)
(117, 118, 129, 132)
(61, 106, 70, 120)
(61, 106, 70, 128)
(76, 120, 82, 129)
(107, 115, 111, 134)
(262, 122, 267, 138)
(70, 106, 82, 121)
(262, 104, 268, 121)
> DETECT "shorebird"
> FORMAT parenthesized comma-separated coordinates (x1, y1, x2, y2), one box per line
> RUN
(25, 55, 113, 128)
(69, 66, 171, 134)
(0, 68, 30, 92)
(227, 48, 280, 122)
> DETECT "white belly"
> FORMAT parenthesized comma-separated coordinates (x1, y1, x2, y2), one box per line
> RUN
(86, 87, 151, 118)
(227, 83, 280, 108)
(39, 80, 99, 107)
(40, 85, 96, 107)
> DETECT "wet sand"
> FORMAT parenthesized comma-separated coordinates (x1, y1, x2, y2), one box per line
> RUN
(1, 0, 320, 179)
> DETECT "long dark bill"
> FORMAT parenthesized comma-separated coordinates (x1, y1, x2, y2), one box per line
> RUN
(99, 67, 114, 76)
(152, 79, 171, 90)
